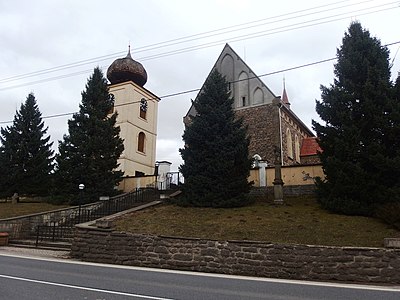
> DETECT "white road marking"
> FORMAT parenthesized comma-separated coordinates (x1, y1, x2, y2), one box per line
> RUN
(0, 274, 176, 300)
(1, 251, 400, 292)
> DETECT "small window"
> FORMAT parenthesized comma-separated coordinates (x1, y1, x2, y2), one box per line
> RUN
(140, 109, 146, 119)
(139, 98, 148, 120)
(138, 132, 145, 153)
(242, 96, 246, 106)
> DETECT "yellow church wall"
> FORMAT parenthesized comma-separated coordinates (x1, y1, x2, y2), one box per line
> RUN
(248, 169, 260, 186)
(117, 175, 157, 192)
(250, 164, 324, 187)
(110, 82, 158, 134)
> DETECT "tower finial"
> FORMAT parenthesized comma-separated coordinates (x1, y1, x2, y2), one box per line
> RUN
(126, 43, 132, 58)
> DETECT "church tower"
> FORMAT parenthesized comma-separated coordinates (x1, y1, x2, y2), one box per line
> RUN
(107, 47, 159, 177)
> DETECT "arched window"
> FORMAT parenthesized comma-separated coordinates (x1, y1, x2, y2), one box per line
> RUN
(221, 54, 234, 97)
(286, 129, 293, 159)
(138, 132, 146, 153)
(253, 88, 264, 104)
(140, 108, 147, 119)
(295, 135, 300, 162)
(238, 71, 248, 107)
(139, 98, 147, 120)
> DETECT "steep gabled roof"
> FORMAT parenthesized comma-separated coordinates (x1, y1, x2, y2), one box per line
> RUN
(300, 137, 322, 157)
(185, 44, 314, 139)
(185, 43, 277, 118)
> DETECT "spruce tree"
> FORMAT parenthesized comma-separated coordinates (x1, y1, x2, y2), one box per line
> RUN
(179, 70, 252, 207)
(56, 67, 124, 203)
(0, 93, 54, 197)
(313, 22, 399, 215)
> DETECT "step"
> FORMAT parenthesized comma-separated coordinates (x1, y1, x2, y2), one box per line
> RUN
(9, 239, 72, 251)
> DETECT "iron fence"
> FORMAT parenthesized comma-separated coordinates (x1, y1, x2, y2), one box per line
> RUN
(35, 188, 158, 246)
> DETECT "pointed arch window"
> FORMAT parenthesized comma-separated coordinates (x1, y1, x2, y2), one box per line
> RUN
(295, 135, 300, 163)
(253, 88, 264, 104)
(238, 71, 248, 107)
(138, 132, 146, 153)
(286, 129, 293, 159)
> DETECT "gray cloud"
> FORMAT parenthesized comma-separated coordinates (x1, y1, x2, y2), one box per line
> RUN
(1, 0, 399, 172)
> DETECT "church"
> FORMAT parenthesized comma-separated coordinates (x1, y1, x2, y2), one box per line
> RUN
(104, 44, 320, 192)
(185, 44, 319, 167)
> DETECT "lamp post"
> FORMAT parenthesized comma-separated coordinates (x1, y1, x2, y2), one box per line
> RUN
(272, 97, 284, 204)
(78, 183, 85, 223)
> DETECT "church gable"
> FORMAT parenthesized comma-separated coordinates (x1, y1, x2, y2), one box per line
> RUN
(186, 44, 277, 120)
(212, 44, 276, 109)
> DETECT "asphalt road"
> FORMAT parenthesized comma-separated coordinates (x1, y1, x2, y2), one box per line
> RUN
(0, 253, 399, 300)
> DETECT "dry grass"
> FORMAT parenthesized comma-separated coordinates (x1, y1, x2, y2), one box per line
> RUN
(114, 196, 400, 247)
(0, 199, 69, 219)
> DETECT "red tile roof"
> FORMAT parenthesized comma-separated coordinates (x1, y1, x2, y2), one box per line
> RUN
(300, 137, 322, 157)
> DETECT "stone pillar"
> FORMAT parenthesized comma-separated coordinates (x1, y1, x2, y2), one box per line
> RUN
(259, 162, 267, 187)
(273, 162, 284, 204)
(272, 97, 284, 204)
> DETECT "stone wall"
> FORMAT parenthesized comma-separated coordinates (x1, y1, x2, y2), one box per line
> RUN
(235, 103, 316, 167)
(301, 155, 321, 165)
(235, 104, 278, 164)
(71, 227, 400, 284)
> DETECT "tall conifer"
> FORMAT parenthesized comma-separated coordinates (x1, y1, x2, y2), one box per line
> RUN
(0, 93, 54, 196)
(56, 67, 124, 202)
(179, 70, 252, 207)
(313, 22, 400, 215)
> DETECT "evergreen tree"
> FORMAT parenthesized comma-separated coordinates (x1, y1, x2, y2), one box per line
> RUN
(179, 70, 252, 207)
(313, 22, 400, 215)
(0, 93, 54, 197)
(56, 67, 124, 203)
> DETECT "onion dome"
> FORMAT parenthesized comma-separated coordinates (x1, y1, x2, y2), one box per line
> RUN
(107, 46, 147, 86)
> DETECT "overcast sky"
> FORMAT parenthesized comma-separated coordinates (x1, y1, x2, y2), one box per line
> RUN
(1, 0, 399, 171)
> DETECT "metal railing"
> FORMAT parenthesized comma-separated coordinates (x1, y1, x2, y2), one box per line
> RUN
(35, 188, 158, 246)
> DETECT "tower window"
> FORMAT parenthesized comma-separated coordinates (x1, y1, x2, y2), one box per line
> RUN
(140, 109, 147, 119)
(138, 132, 146, 153)
(242, 96, 246, 106)
(140, 98, 148, 120)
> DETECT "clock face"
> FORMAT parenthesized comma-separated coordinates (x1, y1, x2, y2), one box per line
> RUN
(140, 98, 148, 112)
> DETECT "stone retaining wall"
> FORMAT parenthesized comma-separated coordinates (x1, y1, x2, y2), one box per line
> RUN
(71, 227, 400, 284)
(0, 202, 100, 239)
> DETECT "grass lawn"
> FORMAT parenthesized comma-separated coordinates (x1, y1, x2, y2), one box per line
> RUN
(115, 195, 400, 248)
(0, 199, 69, 219)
